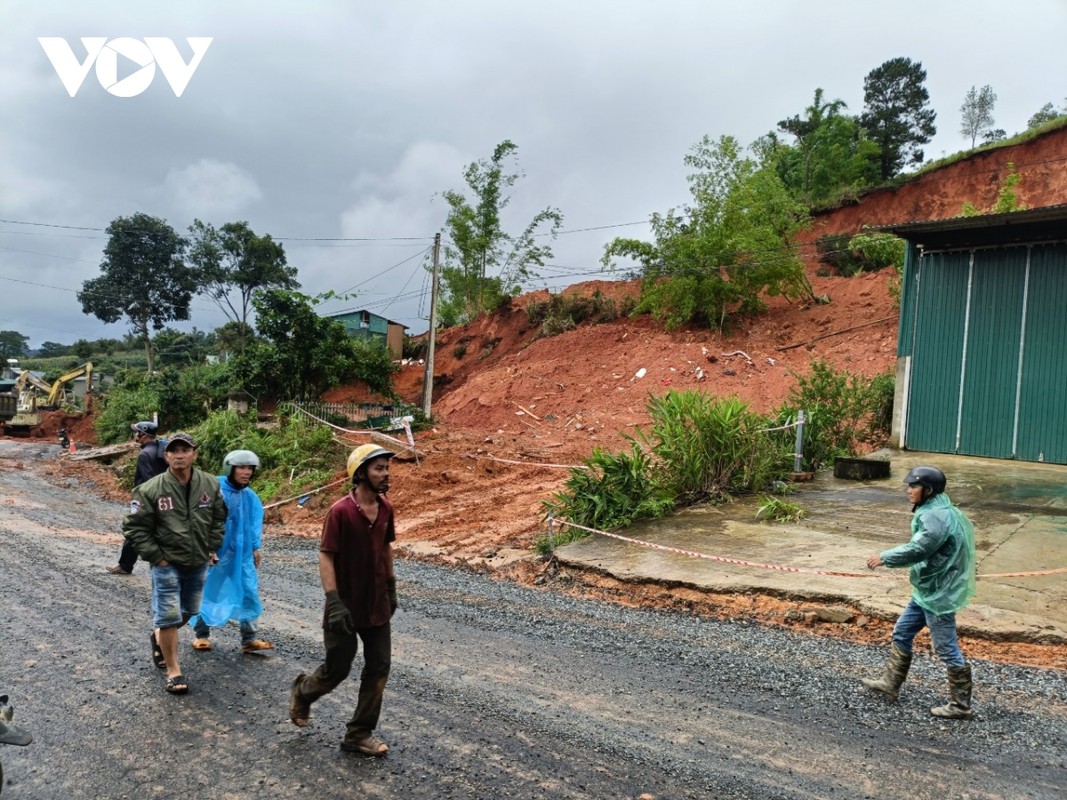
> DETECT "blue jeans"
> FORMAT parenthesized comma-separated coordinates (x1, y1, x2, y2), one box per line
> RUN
(892, 598, 965, 668)
(151, 563, 209, 629)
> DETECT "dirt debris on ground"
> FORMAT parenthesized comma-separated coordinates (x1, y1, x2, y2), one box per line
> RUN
(9, 131, 1067, 673)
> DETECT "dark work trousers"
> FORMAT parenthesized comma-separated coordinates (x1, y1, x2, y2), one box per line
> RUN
(117, 538, 140, 573)
(294, 623, 391, 742)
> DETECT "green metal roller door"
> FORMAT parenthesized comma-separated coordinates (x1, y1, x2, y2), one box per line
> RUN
(1016, 244, 1067, 462)
(957, 249, 1028, 458)
(906, 244, 1067, 464)
(905, 251, 970, 453)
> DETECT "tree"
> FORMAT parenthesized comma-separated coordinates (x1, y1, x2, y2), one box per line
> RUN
(1027, 101, 1066, 129)
(602, 135, 813, 330)
(960, 85, 997, 148)
(187, 220, 299, 352)
(778, 88, 847, 199)
(436, 140, 563, 326)
(78, 213, 195, 372)
(0, 330, 29, 361)
(71, 339, 95, 360)
(860, 57, 937, 179)
(38, 341, 70, 358)
(773, 88, 881, 205)
(229, 289, 397, 399)
(152, 327, 215, 367)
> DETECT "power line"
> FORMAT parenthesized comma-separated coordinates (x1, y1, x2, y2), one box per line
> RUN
(334, 246, 432, 295)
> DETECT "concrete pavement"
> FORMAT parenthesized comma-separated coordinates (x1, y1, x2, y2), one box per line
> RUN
(555, 451, 1067, 643)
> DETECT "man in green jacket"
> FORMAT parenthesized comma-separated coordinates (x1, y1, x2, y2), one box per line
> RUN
(123, 432, 227, 695)
(862, 465, 978, 719)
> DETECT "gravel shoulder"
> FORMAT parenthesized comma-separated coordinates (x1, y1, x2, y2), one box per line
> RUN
(2, 441, 1065, 799)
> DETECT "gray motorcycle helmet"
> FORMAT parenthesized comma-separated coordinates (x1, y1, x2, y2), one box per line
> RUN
(222, 449, 260, 476)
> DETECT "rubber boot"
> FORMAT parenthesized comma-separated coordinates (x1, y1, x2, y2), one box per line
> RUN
(930, 664, 974, 719)
(861, 643, 912, 700)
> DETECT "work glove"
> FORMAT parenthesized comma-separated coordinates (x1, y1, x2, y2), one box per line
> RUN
(325, 590, 354, 635)
(387, 578, 399, 615)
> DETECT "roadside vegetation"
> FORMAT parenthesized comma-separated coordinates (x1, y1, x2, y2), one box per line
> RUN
(542, 361, 892, 551)
(9, 60, 1060, 526)
(110, 407, 344, 499)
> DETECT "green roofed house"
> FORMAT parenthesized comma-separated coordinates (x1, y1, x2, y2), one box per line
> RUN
(886, 204, 1067, 464)
(325, 309, 407, 360)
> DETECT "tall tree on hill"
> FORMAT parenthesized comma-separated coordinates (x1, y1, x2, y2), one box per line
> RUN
(0, 330, 29, 361)
(774, 88, 881, 204)
(77, 212, 195, 373)
(602, 135, 813, 330)
(1027, 100, 1066, 129)
(778, 88, 847, 199)
(435, 140, 563, 327)
(860, 57, 937, 179)
(960, 85, 997, 148)
(186, 220, 299, 353)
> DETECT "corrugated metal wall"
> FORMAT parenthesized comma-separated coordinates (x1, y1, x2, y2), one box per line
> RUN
(1015, 244, 1067, 461)
(903, 243, 1067, 464)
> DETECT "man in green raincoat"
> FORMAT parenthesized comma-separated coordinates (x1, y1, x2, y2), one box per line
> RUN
(862, 465, 977, 719)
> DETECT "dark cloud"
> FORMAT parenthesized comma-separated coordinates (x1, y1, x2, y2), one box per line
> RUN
(2, 0, 1064, 346)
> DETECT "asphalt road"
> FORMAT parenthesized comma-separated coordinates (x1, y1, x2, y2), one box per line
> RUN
(1, 441, 1065, 799)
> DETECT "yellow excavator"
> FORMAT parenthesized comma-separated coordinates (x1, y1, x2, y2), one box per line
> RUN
(41, 363, 93, 408)
(6, 363, 93, 433)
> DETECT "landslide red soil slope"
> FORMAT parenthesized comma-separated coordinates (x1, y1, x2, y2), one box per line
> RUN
(318, 269, 899, 562)
(27, 129, 1067, 666)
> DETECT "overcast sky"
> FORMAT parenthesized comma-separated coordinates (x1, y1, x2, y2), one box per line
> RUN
(1, 0, 1064, 349)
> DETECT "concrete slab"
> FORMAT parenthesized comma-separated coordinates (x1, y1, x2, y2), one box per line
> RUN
(555, 451, 1067, 643)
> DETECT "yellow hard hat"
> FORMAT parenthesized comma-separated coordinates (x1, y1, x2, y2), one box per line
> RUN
(346, 444, 395, 479)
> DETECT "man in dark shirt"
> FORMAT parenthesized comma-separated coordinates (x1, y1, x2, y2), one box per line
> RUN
(108, 421, 168, 575)
(289, 444, 398, 756)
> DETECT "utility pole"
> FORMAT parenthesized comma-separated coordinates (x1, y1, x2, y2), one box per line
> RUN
(422, 232, 441, 417)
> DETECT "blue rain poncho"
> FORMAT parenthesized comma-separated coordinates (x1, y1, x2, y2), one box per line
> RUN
(192, 477, 264, 626)
(880, 492, 977, 615)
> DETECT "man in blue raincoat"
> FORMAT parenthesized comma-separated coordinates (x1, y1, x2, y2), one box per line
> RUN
(189, 449, 274, 654)
(862, 465, 977, 719)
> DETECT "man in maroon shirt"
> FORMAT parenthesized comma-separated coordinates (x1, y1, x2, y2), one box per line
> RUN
(289, 444, 398, 756)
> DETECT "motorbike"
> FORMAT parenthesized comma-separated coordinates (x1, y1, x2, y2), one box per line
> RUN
(0, 695, 32, 795)
(58, 427, 70, 450)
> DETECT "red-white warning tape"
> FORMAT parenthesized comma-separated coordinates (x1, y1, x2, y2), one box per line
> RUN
(548, 518, 1067, 580)
(550, 518, 878, 578)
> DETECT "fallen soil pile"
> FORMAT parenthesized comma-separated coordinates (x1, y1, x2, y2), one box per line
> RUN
(19, 129, 1067, 669)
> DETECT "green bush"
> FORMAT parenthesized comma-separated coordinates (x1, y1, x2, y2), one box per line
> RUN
(403, 336, 427, 360)
(755, 496, 806, 522)
(191, 408, 342, 501)
(642, 392, 788, 503)
(847, 230, 906, 271)
(94, 383, 163, 444)
(542, 390, 790, 549)
(541, 444, 674, 548)
(816, 234, 865, 277)
(525, 290, 623, 338)
(776, 360, 894, 471)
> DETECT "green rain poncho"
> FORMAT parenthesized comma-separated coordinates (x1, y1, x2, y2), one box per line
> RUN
(880, 492, 977, 615)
